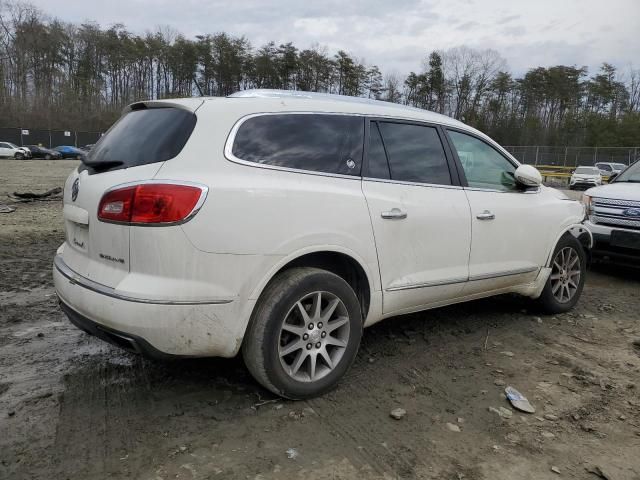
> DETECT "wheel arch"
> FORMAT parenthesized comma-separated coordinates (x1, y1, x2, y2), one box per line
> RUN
(248, 247, 374, 323)
(545, 223, 592, 267)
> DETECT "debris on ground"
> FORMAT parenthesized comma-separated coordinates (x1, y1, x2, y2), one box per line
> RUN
(8, 187, 62, 202)
(390, 408, 407, 420)
(488, 406, 513, 419)
(544, 414, 559, 421)
(0, 205, 16, 213)
(585, 464, 611, 479)
(285, 448, 299, 459)
(551, 466, 561, 474)
(446, 423, 461, 432)
(494, 379, 506, 386)
(505, 386, 536, 413)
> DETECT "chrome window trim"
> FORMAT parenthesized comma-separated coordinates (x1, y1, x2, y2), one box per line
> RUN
(224, 111, 471, 185)
(385, 267, 539, 291)
(362, 176, 464, 190)
(97, 179, 209, 227)
(464, 186, 541, 194)
(54, 255, 234, 305)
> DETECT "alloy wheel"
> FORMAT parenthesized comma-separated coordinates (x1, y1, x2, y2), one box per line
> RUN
(278, 291, 350, 382)
(550, 246, 581, 303)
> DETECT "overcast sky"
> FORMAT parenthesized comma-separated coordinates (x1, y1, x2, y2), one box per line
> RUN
(33, 0, 639, 76)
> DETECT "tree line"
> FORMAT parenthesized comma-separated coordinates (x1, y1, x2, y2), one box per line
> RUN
(1, 1, 639, 146)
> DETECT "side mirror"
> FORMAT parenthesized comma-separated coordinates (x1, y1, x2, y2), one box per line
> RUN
(514, 164, 542, 187)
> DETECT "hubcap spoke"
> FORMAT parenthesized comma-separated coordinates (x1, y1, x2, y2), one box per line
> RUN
(281, 322, 306, 337)
(325, 336, 347, 348)
(290, 350, 307, 376)
(321, 298, 341, 323)
(326, 316, 349, 333)
(280, 339, 304, 357)
(311, 292, 322, 320)
(319, 347, 333, 369)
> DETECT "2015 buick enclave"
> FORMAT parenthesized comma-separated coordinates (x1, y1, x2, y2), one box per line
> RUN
(54, 90, 591, 398)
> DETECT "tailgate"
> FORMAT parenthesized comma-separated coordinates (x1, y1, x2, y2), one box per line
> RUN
(61, 163, 163, 288)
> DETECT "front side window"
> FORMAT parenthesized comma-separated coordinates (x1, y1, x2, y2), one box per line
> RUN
(447, 130, 516, 191)
(232, 114, 364, 176)
(377, 122, 451, 185)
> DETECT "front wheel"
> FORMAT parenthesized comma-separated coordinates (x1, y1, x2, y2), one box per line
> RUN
(14, 152, 24, 159)
(243, 267, 363, 399)
(535, 234, 586, 314)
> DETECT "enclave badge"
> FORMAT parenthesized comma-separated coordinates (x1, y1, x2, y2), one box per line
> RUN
(71, 178, 79, 202)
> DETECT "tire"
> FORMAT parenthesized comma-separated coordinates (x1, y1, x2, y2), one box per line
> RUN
(14, 152, 24, 160)
(243, 267, 363, 399)
(535, 234, 586, 314)
(45, 154, 51, 160)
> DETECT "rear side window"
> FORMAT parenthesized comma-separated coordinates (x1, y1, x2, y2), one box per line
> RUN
(231, 114, 364, 176)
(367, 122, 391, 179)
(86, 107, 196, 172)
(377, 122, 451, 185)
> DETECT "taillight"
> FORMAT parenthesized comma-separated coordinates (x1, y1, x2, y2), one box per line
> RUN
(98, 183, 206, 225)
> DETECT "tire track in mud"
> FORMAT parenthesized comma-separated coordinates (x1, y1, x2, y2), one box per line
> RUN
(306, 326, 488, 479)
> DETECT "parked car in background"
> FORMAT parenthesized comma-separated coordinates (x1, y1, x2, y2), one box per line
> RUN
(595, 162, 627, 177)
(80, 144, 95, 151)
(26, 145, 63, 160)
(0, 142, 31, 159)
(583, 160, 640, 262)
(54, 145, 86, 159)
(54, 90, 592, 399)
(570, 166, 602, 190)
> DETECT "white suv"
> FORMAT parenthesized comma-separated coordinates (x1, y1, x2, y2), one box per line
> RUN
(583, 160, 640, 261)
(53, 90, 591, 398)
(570, 166, 602, 190)
(0, 142, 31, 159)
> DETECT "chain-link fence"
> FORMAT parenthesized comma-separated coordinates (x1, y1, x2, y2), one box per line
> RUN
(504, 146, 640, 167)
(0, 127, 103, 148)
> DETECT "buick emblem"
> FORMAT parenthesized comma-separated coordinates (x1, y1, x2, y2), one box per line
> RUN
(71, 178, 79, 202)
(623, 208, 640, 217)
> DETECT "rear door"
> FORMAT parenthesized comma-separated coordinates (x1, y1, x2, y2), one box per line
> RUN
(60, 103, 199, 288)
(362, 119, 471, 315)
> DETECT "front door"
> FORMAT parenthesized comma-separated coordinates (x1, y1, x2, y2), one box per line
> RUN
(362, 120, 471, 315)
(445, 129, 548, 295)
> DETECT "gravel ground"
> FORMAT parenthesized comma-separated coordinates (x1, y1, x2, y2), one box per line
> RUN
(1, 160, 639, 480)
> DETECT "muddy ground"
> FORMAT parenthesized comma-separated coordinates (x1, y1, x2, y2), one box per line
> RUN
(1, 160, 639, 480)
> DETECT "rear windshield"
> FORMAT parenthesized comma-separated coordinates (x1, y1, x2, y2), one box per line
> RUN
(575, 167, 598, 174)
(86, 107, 196, 172)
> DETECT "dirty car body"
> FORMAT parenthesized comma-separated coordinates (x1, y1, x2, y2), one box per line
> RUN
(54, 90, 591, 398)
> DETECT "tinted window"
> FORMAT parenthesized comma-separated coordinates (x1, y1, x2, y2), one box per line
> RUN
(378, 122, 451, 185)
(86, 107, 196, 172)
(367, 122, 390, 179)
(232, 114, 364, 175)
(447, 130, 516, 191)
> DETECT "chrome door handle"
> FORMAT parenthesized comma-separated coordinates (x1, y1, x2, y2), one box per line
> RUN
(476, 210, 495, 220)
(381, 208, 407, 220)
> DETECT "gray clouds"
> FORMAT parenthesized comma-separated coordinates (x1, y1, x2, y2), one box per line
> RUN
(31, 0, 639, 75)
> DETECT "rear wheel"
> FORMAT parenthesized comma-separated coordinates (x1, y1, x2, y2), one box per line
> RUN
(535, 234, 586, 314)
(243, 267, 363, 399)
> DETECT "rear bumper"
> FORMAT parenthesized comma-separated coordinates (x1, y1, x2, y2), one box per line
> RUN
(54, 255, 254, 357)
(59, 300, 179, 359)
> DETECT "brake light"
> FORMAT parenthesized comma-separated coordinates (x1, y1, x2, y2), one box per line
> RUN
(98, 183, 206, 224)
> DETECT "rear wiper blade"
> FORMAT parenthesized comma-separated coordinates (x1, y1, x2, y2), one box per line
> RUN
(82, 159, 124, 170)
